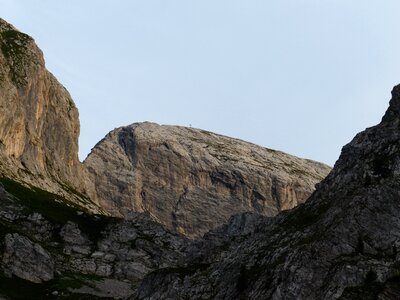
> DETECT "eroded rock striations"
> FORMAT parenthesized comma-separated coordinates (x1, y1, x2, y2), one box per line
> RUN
(135, 86, 400, 299)
(0, 19, 100, 212)
(84, 123, 330, 238)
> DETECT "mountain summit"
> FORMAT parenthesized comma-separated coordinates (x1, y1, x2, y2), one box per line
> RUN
(84, 122, 330, 238)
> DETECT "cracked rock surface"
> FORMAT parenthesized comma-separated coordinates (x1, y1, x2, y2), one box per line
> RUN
(0, 182, 187, 299)
(2, 233, 54, 283)
(85, 123, 330, 238)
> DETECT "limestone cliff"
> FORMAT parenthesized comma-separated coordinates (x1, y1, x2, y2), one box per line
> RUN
(0, 19, 100, 212)
(84, 123, 331, 238)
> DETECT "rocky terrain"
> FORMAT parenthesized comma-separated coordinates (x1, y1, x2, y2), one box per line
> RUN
(0, 178, 187, 299)
(134, 87, 400, 299)
(84, 123, 330, 238)
(0, 17, 330, 240)
(0, 18, 334, 299)
(3, 16, 399, 300)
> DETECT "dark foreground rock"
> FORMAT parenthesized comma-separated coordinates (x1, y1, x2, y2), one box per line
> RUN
(0, 180, 187, 299)
(2, 233, 54, 283)
(134, 86, 400, 299)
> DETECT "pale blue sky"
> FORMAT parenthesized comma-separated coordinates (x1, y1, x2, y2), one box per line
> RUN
(1, 1, 399, 166)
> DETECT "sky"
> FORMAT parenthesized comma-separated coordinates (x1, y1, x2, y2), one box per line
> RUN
(1, 1, 400, 166)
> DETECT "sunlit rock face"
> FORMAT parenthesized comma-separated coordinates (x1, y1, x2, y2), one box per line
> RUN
(0, 19, 101, 212)
(84, 122, 330, 238)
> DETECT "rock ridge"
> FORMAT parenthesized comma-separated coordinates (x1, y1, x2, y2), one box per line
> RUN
(84, 122, 331, 238)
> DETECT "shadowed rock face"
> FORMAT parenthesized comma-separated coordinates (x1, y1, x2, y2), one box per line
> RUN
(0, 19, 101, 212)
(0, 181, 187, 299)
(134, 85, 400, 299)
(84, 123, 330, 238)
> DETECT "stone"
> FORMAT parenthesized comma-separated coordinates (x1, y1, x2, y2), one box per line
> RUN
(84, 122, 331, 238)
(91, 251, 105, 258)
(60, 221, 90, 245)
(2, 233, 54, 283)
(0, 181, 188, 298)
(0, 18, 102, 213)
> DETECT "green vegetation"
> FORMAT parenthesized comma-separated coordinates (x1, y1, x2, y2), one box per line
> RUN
(0, 30, 32, 66)
(0, 29, 33, 86)
(0, 30, 31, 57)
(0, 177, 123, 298)
(0, 177, 117, 241)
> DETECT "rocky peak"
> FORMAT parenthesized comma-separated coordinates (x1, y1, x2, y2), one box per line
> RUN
(316, 83, 400, 197)
(382, 83, 400, 123)
(0, 18, 101, 212)
(84, 122, 331, 238)
(0, 18, 15, 32)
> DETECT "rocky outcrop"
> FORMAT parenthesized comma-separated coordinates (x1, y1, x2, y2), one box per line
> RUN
(84, 123, 330, 238)
(135, 85, 400, 299)
(0, 18, 101, 213)
(0, 181, 187, 299)
(2, 233, 54, 283)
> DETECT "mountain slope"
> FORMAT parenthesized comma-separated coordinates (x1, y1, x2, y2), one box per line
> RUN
(1, 16, 398, 300)
(0, 18, 330, 237)
(0, 18, 101, 213)
(135, 86, 400, 299)
(84, 123, 330, 238)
